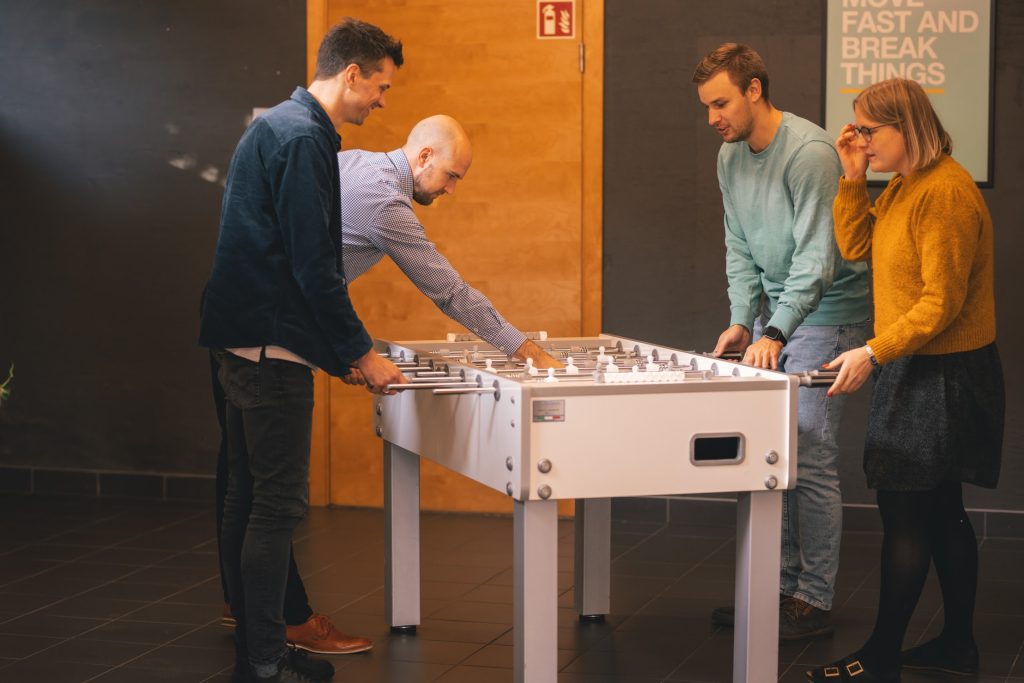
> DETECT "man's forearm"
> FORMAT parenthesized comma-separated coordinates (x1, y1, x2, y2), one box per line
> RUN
(512, 339, 563, 369)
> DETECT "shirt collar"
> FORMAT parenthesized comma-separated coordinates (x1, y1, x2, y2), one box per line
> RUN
(289, 87, 341, 151)
(386, 149, 415, 199)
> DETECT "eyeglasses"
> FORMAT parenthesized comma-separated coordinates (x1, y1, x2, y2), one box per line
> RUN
(852, 124, 891, 142)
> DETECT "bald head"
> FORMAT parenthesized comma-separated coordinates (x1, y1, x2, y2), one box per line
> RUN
(403, 115, 473, 205)
(404, 115, 470, 156)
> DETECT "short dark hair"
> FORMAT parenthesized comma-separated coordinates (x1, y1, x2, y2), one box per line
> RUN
(313, 18, 403, 81)
(692, 43, 770, 102)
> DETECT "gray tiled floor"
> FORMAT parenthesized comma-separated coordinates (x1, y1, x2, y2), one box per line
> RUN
(0, 494, 1022, 682)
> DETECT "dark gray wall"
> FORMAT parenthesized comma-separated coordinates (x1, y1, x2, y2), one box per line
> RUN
(0, 0, 305, 475)
(603, 0, 1024, 512)
(1, 0, 1019, 516)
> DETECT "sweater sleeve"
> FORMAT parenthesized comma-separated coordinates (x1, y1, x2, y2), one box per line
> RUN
(868, 183, 981, 363)
(766, 141, 842, 338)
(832, 176, 875, 262)
(720, 157, 763, 332)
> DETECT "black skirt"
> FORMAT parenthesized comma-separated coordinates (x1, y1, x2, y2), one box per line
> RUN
(864, 343, 1004, 491)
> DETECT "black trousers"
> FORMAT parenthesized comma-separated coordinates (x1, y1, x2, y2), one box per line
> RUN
(215, 350, 315, 667)
(212, 352, 314, 628)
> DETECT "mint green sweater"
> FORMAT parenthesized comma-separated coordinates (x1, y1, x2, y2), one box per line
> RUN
(718, 112, 870, 338)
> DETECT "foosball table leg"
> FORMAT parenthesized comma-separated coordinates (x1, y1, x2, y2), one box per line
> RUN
(733, 490, 782, 683)
(385, 440, 421, 632)
(514, 499, 559, 683)
(574, 497, 611, 622)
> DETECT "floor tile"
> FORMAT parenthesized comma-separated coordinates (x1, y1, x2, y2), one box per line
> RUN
(0, 632, 63, 658)
(126, 601, 220, 625)
(329, 655, 451, 682)
(85, 618, 199, 645)
(83, 547, 177, 566)
(81, 581, 182, 602)
(164, 579, 226, 606)
(41, 596, 149, 620)
(411, 618, 511, 645)
(562, 645, 695, 679)
(130, 644, 235, 674)
(2, 544, 96, 563)
(0, 591, 60, 614)
(428, 600, 513, 625)
(24, 636, 153, 667)
(460, 643, 578, 669)
(0, 656, 109, 683)
(1, 575, 109, 598)
(0, 557, 60, 582)
(170, 623, 235, 650)
(0, 494, 1020, 682)
(0, 613, 106, 639)
(89, 666, 215, 682)
(434, 664, 514, 682)
(377, 636, 482, 664)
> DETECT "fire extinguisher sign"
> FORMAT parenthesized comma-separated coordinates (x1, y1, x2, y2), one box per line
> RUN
(537, 0, 575, 40)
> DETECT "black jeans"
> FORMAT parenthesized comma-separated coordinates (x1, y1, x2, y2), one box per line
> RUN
(211, 353, 314, 627)
(216, 349, 314, 668)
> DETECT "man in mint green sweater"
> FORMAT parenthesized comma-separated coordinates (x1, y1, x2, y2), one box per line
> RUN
(693, 44, 871, 640)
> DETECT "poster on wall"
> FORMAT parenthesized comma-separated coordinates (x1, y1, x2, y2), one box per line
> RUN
(824, 0, 994, 185)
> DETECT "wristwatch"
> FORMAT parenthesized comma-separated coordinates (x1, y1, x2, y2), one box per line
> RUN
(762, 326, 787, 345)
(864, 344, 879, 367)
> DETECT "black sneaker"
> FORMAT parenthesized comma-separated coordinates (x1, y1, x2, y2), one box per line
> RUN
(710, 593, 787, 628)
(711, 604, 735, 627)
(902, 637, 979, 675)
(285, 648, 334, 681)
(779, 596, 833, 641)
(239, 648, 335, 683)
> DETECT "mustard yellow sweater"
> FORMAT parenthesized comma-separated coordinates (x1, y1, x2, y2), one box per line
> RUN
(833, 155, 996, 364)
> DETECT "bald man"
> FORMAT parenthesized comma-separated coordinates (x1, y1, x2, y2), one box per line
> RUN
(215, 116, 558, 654)
(337, 114, 560, 376)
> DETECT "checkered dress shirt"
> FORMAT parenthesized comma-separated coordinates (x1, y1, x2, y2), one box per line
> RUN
(337, 149, 526, 356)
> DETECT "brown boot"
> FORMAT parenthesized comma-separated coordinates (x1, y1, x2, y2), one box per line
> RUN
(780, 596, 833, 641)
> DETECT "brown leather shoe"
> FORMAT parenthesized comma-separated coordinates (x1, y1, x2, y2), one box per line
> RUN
(222, 602, 236, 627)
(287, 613, 373, 655)
(780, 596, 833, 641)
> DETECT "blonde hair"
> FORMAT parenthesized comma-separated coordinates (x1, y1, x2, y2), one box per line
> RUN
(853, 78, 952, 172)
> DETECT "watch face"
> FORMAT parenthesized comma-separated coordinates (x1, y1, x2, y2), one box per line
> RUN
(764, 327, 783, 342)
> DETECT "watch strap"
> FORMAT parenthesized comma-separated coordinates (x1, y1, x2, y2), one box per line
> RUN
(864, 344, 879, 367)
(763, 326, 787, 344)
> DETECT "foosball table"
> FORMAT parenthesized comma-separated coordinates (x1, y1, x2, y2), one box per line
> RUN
(372, 333, 824, 683)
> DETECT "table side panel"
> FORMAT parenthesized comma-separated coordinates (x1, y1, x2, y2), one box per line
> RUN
(522, 388, 794, 500)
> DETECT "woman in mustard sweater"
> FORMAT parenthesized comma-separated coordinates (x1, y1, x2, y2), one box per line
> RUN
(805, 78, 1004, 682)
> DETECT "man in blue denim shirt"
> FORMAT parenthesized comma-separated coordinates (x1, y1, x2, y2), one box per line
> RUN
(199, 19, 406, 683)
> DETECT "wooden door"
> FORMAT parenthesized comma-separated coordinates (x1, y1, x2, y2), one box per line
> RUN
(307, 0, 603, 512)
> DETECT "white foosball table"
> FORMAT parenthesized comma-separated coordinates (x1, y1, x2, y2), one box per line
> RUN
(372, 333, 820, 683)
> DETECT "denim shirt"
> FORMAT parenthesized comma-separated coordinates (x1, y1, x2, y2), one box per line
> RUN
(199, 87, 372, 376)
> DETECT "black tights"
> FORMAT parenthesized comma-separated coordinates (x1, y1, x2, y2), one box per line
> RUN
(860, 480, 978, 672)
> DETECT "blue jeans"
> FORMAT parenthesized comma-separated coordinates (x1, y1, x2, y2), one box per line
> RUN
(216, 350, 314, 671)
(755, 318, 869, 611)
